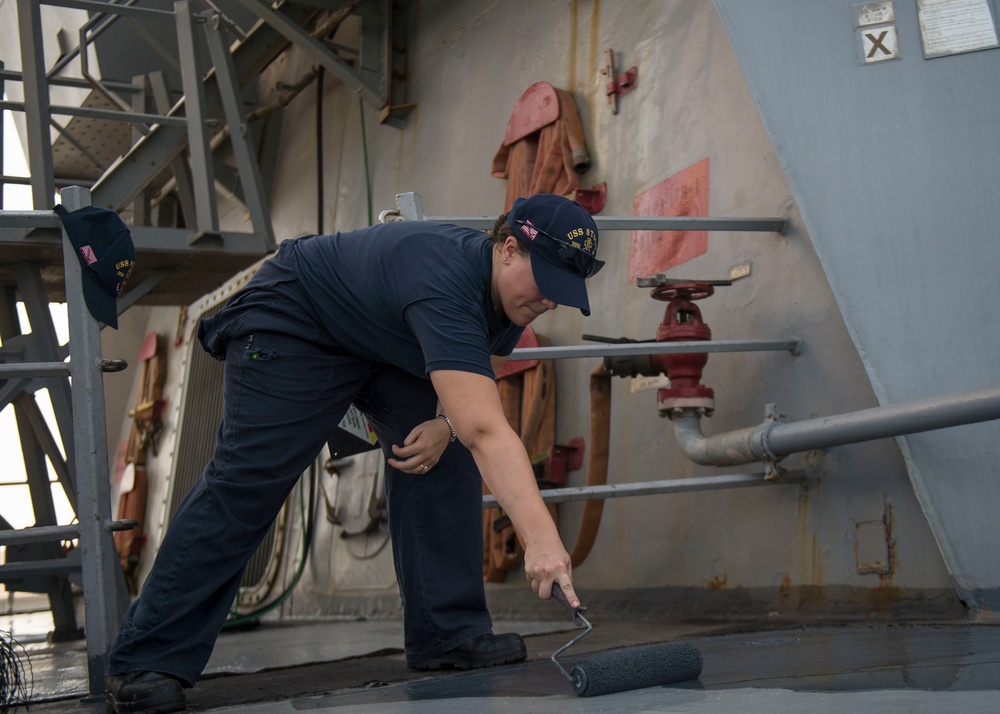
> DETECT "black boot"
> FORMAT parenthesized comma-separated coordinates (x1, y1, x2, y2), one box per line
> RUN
(409, 632, 527, 670)
(106, 670, 185, 714)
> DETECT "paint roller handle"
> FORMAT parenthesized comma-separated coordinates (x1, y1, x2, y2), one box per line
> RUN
(550, 582, 589, 627)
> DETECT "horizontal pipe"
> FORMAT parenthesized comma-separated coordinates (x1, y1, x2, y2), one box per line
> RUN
(671, 383, 1000, 467)
(769, 383, 1000, 454)
(482, 472, 803, 508)
(0, 361, 71, 377)
(594, 216, 787, 233)
(0, 523, 81, 545)
(427, 215, 788, 232)
(510, 339, 801, 361)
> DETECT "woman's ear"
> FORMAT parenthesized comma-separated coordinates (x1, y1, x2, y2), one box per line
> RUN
(503, 235, 521, 262)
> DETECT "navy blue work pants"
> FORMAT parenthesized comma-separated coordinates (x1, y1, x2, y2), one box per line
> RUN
(107, 305, 491, 685)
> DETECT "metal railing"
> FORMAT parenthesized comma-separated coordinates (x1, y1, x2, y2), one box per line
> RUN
(0, 187, 129, 700)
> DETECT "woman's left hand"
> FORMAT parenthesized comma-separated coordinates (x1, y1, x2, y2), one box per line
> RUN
(388, 417, 452, 474)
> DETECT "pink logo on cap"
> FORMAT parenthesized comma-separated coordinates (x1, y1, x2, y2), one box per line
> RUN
(519, 220, 539, 241)
(79, 244, 98, 265)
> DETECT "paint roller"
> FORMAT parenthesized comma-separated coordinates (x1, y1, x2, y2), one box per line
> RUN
(549, 586, 703, 696)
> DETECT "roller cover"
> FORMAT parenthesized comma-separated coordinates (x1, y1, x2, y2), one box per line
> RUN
(570, 642, 703, 696)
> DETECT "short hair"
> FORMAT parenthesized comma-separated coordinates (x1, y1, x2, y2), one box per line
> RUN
(489, 211, 528, 254)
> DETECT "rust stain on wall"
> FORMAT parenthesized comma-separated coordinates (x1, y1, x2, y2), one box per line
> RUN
(629, 158, 710, 280)
(708, 573, 728, 590)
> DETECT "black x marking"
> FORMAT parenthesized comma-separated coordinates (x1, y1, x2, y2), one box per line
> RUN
(866, 30, 891, 57)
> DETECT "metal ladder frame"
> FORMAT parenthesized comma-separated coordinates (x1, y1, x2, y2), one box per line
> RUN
(0, 187, 129, 700)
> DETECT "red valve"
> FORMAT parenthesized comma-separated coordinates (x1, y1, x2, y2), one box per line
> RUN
(650, 282, 716, 416)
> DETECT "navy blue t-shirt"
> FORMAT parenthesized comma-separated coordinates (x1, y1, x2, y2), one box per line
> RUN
(208, 221, 523, 380)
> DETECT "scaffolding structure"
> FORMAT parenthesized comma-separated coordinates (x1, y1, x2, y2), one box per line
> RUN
(0, 187, 131, 698)
(0, 0, 411, 698)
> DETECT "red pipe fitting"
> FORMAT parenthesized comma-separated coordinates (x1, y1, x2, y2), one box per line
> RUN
(650, 283, 716, 416)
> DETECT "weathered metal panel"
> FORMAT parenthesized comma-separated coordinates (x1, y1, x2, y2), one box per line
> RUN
(240, 0, 956, 618)
(715, 0, 1000, 611)
(81, 0, 970, 621)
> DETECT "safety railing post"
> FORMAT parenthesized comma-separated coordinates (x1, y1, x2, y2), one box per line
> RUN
(60, 186, 128, 699)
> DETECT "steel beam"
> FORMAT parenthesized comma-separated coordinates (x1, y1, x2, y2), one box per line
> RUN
(356, 0, 389, 106)
(0, 519, 135, 546)
(0, 225, 272, 254)
(90, 2, 321, 210)
(233, 0, 386, 106)
(43, 0, 174, 20)
(0, 101, 193, 127)
(0, 259, 80, 642)
(16, 0, 55, 208)
(12, 264, 78, 473)
(176, 0, 220, 234)
(0, 68, 144, 93)
(149, 71, 198, 225)
(203, 10, 275, 248)
(0, 558, 82, 580)
(0, 210, 62, 228)
(1, 60, 4, 204)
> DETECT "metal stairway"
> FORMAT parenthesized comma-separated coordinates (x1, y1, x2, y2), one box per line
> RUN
(0, 0, 410, 698)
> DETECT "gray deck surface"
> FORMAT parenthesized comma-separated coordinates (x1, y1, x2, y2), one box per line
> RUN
(5, 605, 999, 714)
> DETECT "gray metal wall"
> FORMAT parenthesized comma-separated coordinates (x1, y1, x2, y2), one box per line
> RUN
(236, 0, 960, 620)
(715, 0, 1000, 612)
(112, 0, 990, 621)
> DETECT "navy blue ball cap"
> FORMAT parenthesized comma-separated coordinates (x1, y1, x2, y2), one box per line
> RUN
(507, 194, 603, 316)
(54, 204, 136, 329)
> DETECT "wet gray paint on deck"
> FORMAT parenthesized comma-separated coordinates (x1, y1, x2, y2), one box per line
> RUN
(14, 620, 1000, 713)
(232, 689, 1000, 714)
(219, 625, 1000, 713)
(313, 625, 1000, 698)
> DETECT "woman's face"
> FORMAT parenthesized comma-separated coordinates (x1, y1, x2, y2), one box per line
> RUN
(495, 237, 558, 326)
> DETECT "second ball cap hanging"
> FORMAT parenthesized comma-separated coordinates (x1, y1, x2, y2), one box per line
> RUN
(54, 204, 136, 330)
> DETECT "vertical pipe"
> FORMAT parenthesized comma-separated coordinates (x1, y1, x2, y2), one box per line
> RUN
(60, 186, 127, 698)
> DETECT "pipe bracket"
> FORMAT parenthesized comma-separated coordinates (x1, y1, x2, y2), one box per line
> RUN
(759, 403, 785, 480)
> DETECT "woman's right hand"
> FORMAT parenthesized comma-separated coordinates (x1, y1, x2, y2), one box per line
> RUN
(523, 538, 581, 609)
